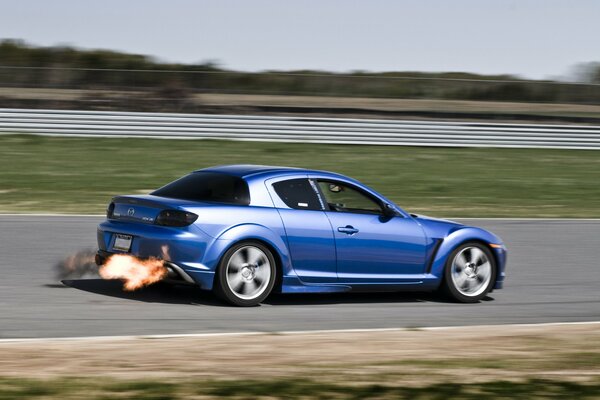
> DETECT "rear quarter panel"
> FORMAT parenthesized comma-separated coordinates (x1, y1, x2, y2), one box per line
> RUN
(181, 204, 292, 276)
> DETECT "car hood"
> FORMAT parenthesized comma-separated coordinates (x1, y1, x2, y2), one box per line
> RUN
(411, 214, 465, 238)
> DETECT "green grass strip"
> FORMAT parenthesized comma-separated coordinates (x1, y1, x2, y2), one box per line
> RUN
(1, 377, 599, 399)
(1, 135, 599, 217)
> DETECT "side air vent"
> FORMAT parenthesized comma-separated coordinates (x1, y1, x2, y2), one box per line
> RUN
(426, 239, 443, 274)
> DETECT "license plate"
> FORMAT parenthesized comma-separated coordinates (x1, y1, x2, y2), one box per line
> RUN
(113, 234, 132, 252)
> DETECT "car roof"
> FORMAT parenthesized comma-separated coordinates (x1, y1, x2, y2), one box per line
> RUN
(194, 164, 401, 214)
(197, 164, 324, 179)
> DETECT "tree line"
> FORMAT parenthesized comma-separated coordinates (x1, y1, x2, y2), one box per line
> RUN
(1, 40, 599, 104)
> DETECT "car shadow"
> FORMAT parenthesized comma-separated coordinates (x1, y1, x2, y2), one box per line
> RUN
(61, 279, 226, 306)
(59, 279, 477, 306)
(265, 291, 457, 305)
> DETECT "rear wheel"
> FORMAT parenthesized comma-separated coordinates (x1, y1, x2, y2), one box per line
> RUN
(442, 242, 496, 303)
(215, 241, 276, 306)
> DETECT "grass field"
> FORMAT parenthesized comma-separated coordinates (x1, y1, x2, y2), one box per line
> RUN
(1, 377, 599, 399)
(1, 134, 599, 217)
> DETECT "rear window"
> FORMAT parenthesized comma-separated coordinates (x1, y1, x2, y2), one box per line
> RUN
(272, 178, 322, 210)
(152, 172, 250, 205)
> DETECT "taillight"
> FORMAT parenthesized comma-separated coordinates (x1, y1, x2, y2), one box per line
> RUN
(106, 202, 115, 219)
(155, 210, 198, 227)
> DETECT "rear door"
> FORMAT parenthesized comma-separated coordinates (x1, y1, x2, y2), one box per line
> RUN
(266, 176, 337, 283)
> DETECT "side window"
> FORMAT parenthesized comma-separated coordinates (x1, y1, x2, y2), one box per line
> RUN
(317, 180, 382, 215)
(272, 178, 322, 211)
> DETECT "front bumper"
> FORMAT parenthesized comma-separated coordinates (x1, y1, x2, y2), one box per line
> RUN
(491, 245, 507, 290)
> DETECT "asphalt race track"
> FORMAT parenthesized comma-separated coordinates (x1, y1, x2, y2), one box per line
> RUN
(1, 216, 598, 339)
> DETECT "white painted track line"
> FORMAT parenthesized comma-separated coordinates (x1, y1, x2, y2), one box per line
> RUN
(1, 321, 598, 344)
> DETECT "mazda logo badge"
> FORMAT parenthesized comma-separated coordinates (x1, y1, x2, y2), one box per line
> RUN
(127, 208, 135, 216)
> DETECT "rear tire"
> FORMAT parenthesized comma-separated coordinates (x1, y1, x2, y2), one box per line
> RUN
(214, 241, 276, 306)
(441, 242, 496, 303)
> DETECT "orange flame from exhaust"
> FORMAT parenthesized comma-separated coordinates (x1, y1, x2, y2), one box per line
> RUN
(99, 254, 168, 291)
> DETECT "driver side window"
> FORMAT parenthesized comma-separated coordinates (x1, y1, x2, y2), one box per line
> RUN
(316, 180, 382, 215)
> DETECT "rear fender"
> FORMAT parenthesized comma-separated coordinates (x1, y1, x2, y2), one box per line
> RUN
(203, 223, 293, 277)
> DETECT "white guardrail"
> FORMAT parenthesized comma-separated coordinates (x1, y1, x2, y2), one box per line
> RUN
(1, 108, 600, 149)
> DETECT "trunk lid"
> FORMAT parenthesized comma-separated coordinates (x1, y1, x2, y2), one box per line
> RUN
(109, 195, 201, 224)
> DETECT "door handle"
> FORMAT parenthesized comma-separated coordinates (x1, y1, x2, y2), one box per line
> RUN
(338, 225, 359, 235)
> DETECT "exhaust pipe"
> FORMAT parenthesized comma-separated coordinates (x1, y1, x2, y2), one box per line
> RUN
(95, 252, 107, 266)
(162, 261, 196, 284)
(164, 265, 180, 279)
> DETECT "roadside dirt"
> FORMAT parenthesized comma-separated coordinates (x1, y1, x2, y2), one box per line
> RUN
(3, 88, 600, 124)
(197, 93, 600, 115)
(0, 323, 598, 385)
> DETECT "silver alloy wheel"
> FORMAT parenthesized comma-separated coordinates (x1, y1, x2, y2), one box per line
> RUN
(225, 245, 272, 301)
(450, 246, 492, 297)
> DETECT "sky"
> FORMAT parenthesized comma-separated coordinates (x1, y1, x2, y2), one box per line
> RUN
(1, 0, 599, 79)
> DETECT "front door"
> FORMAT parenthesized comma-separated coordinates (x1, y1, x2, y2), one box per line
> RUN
(315, 179, 428, 283)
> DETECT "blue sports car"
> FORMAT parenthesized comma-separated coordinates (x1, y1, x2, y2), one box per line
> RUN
(96, 165, 507, 306)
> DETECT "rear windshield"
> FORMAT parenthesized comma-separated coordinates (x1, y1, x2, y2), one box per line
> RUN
(152, 172, 250, 205)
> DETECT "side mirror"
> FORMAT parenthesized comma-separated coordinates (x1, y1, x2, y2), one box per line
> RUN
(382, 203, 398, 217)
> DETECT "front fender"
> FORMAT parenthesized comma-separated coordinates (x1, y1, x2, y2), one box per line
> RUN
(203, 223, 293, 277)
(429, 227, 506, 288)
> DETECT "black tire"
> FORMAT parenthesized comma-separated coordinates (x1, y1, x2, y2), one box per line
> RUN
(214, 241, 277, 306)
(441, 242, 496, 303)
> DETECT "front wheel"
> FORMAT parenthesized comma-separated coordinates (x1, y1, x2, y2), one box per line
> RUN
(214, 241, 276, 306)
(441, 242, 496, 303)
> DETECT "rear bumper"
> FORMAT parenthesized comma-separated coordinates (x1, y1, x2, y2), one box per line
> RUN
(96, 219, 219, 290)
